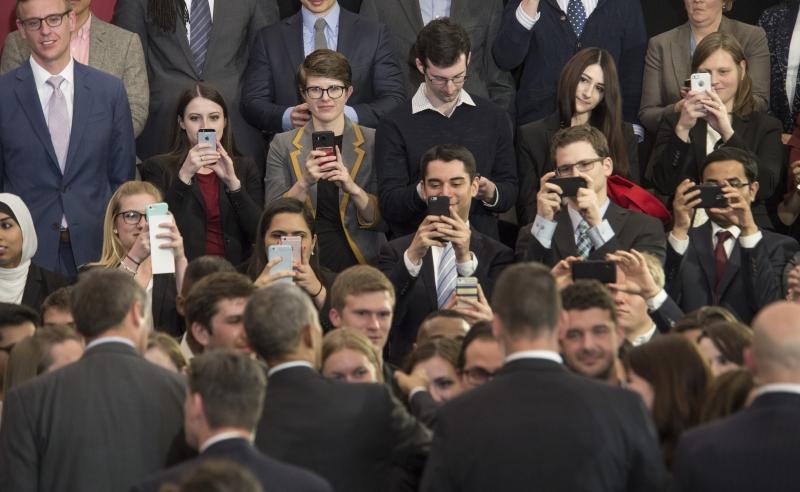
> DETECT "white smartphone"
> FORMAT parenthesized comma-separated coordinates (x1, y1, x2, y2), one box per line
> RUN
(690, 72, 711, 93)
(198, 128, 217, 150)
(268, 244, 293, 284)
(146, 202, 176, 275)
(281, 236, 302, 263)
(455, 277, 479, 309)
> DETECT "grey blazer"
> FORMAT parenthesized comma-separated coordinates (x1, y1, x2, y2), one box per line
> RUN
(1, 16, 149, 137)
(265, 119, 386, 265)
(638, 15, 770, 134)
(359, 0, 514, 111)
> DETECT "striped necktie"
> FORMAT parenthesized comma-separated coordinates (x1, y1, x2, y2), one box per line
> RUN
(189, 0, 212, 75)
(437, 242, 457, 308)
(576, 220, 592, 259)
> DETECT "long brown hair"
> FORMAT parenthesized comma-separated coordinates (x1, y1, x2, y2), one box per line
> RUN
(557, 48, 630, 178)
(691, 32, 755, 117)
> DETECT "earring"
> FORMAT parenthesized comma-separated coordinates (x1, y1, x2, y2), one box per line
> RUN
(113, 229, 118, 234)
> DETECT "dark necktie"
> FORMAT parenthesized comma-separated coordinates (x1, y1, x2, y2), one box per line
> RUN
(714, 230, 733, 297)
(566, 0, 587, 38)
(189, 0, 212, 75)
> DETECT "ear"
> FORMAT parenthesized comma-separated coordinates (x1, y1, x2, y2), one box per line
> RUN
(491, 315, 503, 339)
(176, 295, 186, 317)
(178, 115, 186, 131)
(301, 324, 315, 349)
(743, 346, 756, 373)
(191, 322, 211, 348)
(615, 325, 626, 349)
(469, 175, 479, 199)
(602, 157, 613, 177)
(419, 180, 428, 201)
(67, 10, 77, 32)
(749, 181, 760, 202)
(415, 58, 425, 76)
(739, 60, 747, 80)
(344, 86, 354, 104)
(328, 308, 342, 328)
(16, 20, 28, 41)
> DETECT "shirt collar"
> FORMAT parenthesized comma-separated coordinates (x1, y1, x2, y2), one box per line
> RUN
(267, 360, 314, 377)
(504, 350, 563, 365)
(753, 383, 800, 398)
(199, 432, 253, 453)
(411, 83, 475, 117)
(567, 197, 610, 231)
(631, 325, 657, 347)
(85, 336, 136, 351)
(302, 2, 340, 33)
(30, 55, 75, 90)
(710, 221, 741, 240)
(75, 13, 92, 41)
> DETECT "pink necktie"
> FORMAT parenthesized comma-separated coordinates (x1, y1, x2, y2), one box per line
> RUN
(46, 75, 70, 173)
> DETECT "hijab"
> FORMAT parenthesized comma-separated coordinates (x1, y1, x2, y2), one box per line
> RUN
(0, 194, 38, 303)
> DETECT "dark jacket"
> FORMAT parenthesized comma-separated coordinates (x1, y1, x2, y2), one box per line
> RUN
(20, 263, 69, 311)
(759, 1, 800, 133)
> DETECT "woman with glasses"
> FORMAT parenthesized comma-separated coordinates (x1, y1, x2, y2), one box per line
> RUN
(648, 32, 783, 229)
(88, 181, 187, 336)
(140, 84, 262, 267)
(265, 49, 384, 272)
(0, 193, 68, 311)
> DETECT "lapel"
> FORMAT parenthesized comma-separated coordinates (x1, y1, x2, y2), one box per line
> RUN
(399, 0, 424, 30)
(174, 4, 198, 78)
(14, 64, 61, 174)
(553, 208, 578, 258)
(337, 9, 356, 54)
(421, 249, 439, 308)
(669, 23, 692, 95)
(603, 201, 628, 236)
(87, 18, 108, 67)
(284, 14, 305, 85)
(449, 0, 466, 22)
(689, 222, 716, 296)
(689, 119, 707, 180)
(64, 63, 92, 177)
(289, 125, 316, 213)
(716, 231, 741, 300)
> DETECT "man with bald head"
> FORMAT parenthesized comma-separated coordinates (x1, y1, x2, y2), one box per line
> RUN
(672, 302, 800, 491)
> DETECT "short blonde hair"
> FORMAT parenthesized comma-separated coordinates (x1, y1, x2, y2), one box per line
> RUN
(642, 252, 665, 290)
(322, 328, 383, 383)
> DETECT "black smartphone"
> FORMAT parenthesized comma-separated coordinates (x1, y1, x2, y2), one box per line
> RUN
(687, 184, 728, 209)
(311, 131, 335, 157)
(572, 260, 617, 284)
(549, 176, 587, 197)
(427, 196, 450, 217)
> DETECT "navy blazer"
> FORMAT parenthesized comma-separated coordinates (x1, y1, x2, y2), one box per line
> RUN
(759, 1, 800, 133)
(493, 0, 647, 125)
(133, 437, 333, 492)
(673, 392, 800, 491)
(665, 223, 798, 324)
(0, 61, 135, 271)
(241, 8, 405, 134)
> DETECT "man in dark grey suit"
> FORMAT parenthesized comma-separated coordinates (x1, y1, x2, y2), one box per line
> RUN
(359, 0, 514, 111)
(245, 283, 432, 492)
(241, 0, 404, 135)
(420, 263, 669, 491)
(0, 270, 185, 492)
(112, 0, 278, 162)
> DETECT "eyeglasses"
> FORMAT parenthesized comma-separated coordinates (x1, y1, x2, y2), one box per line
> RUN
(19, 10, 71, 32)
(303, 85, 347, 99)
(0, 343, 16, 355)
(702, 179, 751, 188)
(460, 366, 496, 385)
(425, 72, 468, 87)
(555, 158, 604, 177)
(115, 210, 148, 225)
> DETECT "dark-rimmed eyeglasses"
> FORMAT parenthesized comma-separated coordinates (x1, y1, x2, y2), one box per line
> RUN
(303, 85, 346, 99)
(425, 72, 468, 86)
(115, 210, 148, 225)
(555, 158, 604, 177)
(702, 179, 751, 188)
(460, 366, 496, 384)
(19, 10, 71, 32)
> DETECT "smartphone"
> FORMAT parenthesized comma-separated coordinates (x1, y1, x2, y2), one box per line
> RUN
(688, 183, 728, 209)
(455, 277, 479, 309)
(281, 236, 302, 263)
(198, 129, 217, 150)
(427, 196, 450, 217)
(549, 176, 587, 198)
(690, 72, 711, 93)
(572, 260, 616, 284)
(267, 244, 294, 284)
(146, 202, 176, 275)
(312, 131, 335, 157)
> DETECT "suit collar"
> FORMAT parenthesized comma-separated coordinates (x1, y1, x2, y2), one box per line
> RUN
(267, 361, 316, 379)
(65, 62, 92, 176)
(14, 62, 61, 172)
(670, 23, 693, 94)
(419, 227, 487, 308)
(499, 357, 568, 377)
(83, 339, 139, 357)
(398, 0, 424, 31)
(200, 434, 252, 454)
(751, 390, 800, 409)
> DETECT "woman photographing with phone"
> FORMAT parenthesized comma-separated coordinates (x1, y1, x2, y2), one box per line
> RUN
(140, 84, 262, 266)
(265, 49, 384, 272)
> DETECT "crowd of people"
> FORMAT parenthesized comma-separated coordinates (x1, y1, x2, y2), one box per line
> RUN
(1, 0, 800, 490)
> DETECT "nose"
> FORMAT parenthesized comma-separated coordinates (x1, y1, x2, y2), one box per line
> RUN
(367, 314, 381, 330)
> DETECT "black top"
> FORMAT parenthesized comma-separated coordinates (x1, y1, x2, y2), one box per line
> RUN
(316, 135, 358, 272)
(20, 263, 70, 312)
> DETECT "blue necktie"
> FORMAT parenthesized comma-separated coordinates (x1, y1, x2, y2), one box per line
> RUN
(437, 243, 457, 308)
(567, 0, 587, 38)
(189, 0, 212, 74)
(576, 220, 592, 259)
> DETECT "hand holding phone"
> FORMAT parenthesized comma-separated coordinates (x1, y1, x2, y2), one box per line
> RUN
(571, 260, 616, 284)
(198, 129, 217, 150)
(312, 131, 335, 157)
(268, 245, 294, 284)
(455, 277, 479, 309)
(146, 203, 176, 275)
(427, 196, 450, 217)
(690, 73, 711, 93)
(548, 176, 587, 198)
(687, 183, 728, 209)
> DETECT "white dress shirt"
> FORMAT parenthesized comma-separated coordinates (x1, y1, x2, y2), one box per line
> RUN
(30, 56, 75, 124)
(199, 432, 252, 453)
(419, 0, 451, 25)
(505, 350, 563, 364)
(753, 383, 800, 399)
(668, 222, 762, 256)
(403, 220, 479, 282)
(267, 360, 314, 377)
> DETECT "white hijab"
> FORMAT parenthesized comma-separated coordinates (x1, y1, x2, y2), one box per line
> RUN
(0, 193, 38, 304)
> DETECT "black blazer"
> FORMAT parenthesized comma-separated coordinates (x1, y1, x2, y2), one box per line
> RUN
(664, 223, 798, 323)
(650, 294, 684, 334)
(241, 8, 405, 134)
(133, 437, 333, 492)
(140, 154, 263, 266)
(517, 201, 667, 266)
(647, 111, 784, 228)
(20, 263, 69, 311)
(0, 342, 186, 492)
(420, 358, 669, 491)
(672, 392, 800, 491)
(152, 273, 182, 337)
(378, 229, 514, 363)
(255, 366, 431, 492)
(515, 112, 640, 224)
(278, 0, 362, 18)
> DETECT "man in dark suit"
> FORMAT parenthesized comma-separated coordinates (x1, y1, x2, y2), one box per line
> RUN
(379, 144, 514, 363)
(518, 125, 665, 266)
(665, 147, 799, 324)
(420, 263, 669, 491)
(133, 350, 332, 492)
(245, 283, 432, 492)
(241, 0, 404, 135)
(375, 18, 517, 240)
(112, 0, 277, 163)
(359, 0, 514, 111)
(0, 0, 135, 276)
(672, 301, 800, 491)
(0, 270, 185, 492)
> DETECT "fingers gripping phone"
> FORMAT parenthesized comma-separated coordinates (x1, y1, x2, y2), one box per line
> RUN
(427, 196, 450, 217)
(198, 129, 217, 150)
(312, 131, 335, 157)
(268, 244, 293, 284)
(456, 277, 479, 309)
(548, 176, 587, 198)
(146, 202, 176, 275)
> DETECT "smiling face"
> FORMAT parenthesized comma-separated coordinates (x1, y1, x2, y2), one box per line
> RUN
(697, 48, 744, 109)
(114, 193, 158, 252)
(300, 0, 336, 15)
(17, 0, 76, 73)
(421, 159, 478, 221)
(322, 347, 380, 383)
(193, 297, 251, 355)
(574, 63, 605, 117)
(0, 212, 23, 269)
(179, 96, 226, 147)
(560, 307, 622, 382)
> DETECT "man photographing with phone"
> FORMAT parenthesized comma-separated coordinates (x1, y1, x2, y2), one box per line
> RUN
(519, 125, 665, 266)
(380, 144, 513, 363)
(666, 147, 797, 323)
